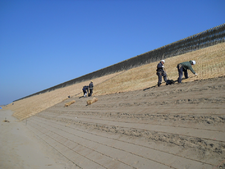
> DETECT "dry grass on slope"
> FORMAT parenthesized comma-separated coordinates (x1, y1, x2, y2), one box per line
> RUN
(93, 42, 225, 96)
(4, 42, 225, 120)
(4, 72, 122, 120)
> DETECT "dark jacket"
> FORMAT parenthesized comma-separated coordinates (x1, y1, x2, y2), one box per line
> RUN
(89, 82, 94, 89)
(156, 62, 164, 72)
(179, 61, 196, 74)
(83, 86, 89, 91)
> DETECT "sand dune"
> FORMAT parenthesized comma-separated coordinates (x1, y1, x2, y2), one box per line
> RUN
(1, 42, 225, 169)
(4, 43, 225, 121)
(23, 76, 225, 169)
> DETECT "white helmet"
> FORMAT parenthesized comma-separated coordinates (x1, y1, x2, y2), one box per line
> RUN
(161, 60, 165, 63)
(192, 60, 196, 65)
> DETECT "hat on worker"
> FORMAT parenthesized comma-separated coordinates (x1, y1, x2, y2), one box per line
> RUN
(192, 60, 196, 65)
(161, 60, 165, 63)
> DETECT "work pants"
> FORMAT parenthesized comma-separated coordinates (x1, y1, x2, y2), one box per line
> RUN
(157, 71, 167, 86)
(89, 89, 93, 97)
(177, 64, 188, 83)
(83, 89, 87, 96)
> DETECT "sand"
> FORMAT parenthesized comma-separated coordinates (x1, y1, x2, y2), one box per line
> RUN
(0, 110, 65, 169)
(1, 42, 225, 169)
(2, 76, 224, 169)
(5, 43, 225, 121)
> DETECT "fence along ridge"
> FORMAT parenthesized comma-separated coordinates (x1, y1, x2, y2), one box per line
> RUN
(14, 23, 225, 102)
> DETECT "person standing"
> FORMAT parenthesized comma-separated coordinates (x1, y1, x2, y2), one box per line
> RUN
(88, 81, 94, 96)
(82, 86, 89, 97)
(156, 60, 168, 87)
(177, 60, 198, 83)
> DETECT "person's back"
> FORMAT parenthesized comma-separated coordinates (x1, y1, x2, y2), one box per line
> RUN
(88, 81, 94, 96)
(177, 60, 197, 83)
(82, 86, 88, 97)
(89, 82, 93, 89)
(179, 61, 196, 74)
(83, 86, 88, 90)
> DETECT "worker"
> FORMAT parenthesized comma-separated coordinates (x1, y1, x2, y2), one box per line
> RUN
(82, 86, 89, 97)
(88, 81, 94, 96)
(177, 60, 198, 83)
(156, 60, 168, 87)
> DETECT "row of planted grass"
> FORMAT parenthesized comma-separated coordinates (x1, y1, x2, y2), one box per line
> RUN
(5, 72, 122, 120)
(93, 42, 225, 96)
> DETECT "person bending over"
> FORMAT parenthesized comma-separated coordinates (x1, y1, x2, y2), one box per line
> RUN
(177, 60, 197, 83)
(82, 86, 89, 97)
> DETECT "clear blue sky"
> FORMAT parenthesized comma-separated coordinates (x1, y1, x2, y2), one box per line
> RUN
(0, 0, 224, 105)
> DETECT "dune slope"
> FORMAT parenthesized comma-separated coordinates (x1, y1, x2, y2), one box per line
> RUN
(2, 42, 225, 169)
(25, 76, 225, 169)
(4, 42, 225, 121)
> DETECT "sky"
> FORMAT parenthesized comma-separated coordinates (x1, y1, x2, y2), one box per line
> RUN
(0, 0, 224, 105)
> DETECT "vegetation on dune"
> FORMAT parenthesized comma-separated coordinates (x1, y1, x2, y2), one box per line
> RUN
(94, 43, 225, 95)
(3, 43, 225, 120)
